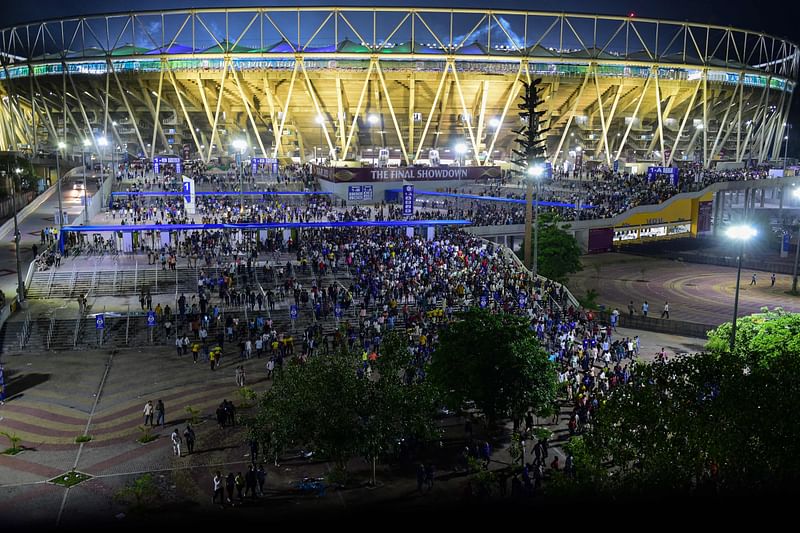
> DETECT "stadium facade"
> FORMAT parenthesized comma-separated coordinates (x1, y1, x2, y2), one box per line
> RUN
(0, 7, 796, 169)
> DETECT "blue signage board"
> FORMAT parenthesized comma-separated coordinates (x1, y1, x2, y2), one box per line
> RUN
(95, 314, 105, 330)
(348, 185, 374, 201)
(182, 180, 192, 203)
(153, 156, 182, 174)
(146, 311, 156, 327)
(251, 157, 279, 174)
(290, 305, 298, 320)
(613, 159, 619, 172)
(646, 166, 679, 186)
(402, 185, 415, 217)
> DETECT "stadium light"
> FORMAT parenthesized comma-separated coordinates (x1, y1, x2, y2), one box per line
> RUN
(232, 139, 247, 153)
(82, 139, 91, 147)
(57, 141, 66, 150)
(315, 115, 325, 125)
(726, 224, 757, 353)
(97, 137, 108, 147)
(489, 117, 501, 128)
(527, 165, 544, 178)
(454, 143, 467, 155)
(367, 114, 379, 125)
(575, 146, 582, 152)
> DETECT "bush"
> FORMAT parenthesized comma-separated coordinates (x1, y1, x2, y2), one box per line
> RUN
(184, 406, 201, 425)
(75, 435, 92, 443)
(137, 425, 157, 444)
(1, 431, 22, 454)
(114, 473, 160, 511)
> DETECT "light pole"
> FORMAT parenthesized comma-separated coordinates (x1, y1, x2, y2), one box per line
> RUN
(98, 136, 108, 211)
(726, 225, 757, 352)
(783, 124, 792, 172)
(56, 142, 66, 234)
(793, 188, 800, 293)
(82, 138, 91, 223)
(454, 142, 467, 167)
(368, 114, 379, 166)
(526, 162, 544, 276)
(315, 114, 325, 164)
(11, 166, 25, 304)
(232, 139, 248, 218)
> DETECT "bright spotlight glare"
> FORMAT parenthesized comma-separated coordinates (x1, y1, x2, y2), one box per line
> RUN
(454, 143, 467, 154)
(726, 225, 757, 241)
(528, 165, 544, 178)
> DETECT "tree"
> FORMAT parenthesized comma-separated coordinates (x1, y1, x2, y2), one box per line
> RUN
(706, 308, 800, 369)
(536, 214, 583, 283)
(429, 308, 558, 428)
(582, 314, 800, 494)
(247, 333, 440, 483)
(248, 350, 366, 472)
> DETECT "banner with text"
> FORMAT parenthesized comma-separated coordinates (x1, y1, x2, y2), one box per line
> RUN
(402, 185, 415, 217)
(314, 165, 501, 183)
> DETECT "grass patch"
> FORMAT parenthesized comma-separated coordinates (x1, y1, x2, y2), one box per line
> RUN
(137, 425, 158, 444)
(50, 470, 92, 487)
(3, 447, 22, 455)
(75, 435, 92, 443)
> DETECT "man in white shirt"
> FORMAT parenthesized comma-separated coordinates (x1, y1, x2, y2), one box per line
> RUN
(171, 428, 182, 456)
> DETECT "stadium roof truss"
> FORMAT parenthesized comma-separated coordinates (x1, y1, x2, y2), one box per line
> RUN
(0, 7, 796, 169)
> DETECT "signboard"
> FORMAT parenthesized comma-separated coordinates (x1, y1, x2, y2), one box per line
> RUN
(544, 161, 553, 179)
(95, 314, 105, 330)
(0, 364, 5, 402)
(574, 151, 583, 170)
(146, 311, 156, 327)
(402, 185, 415, 217)
(182, 176, 196, 215)
(290, 305, 298, 320)
(347, 185, 374, 201)
(182, 143, 190, 160)
(613, 159, 619, 172)
(334, 304, 342, 318)
(479, 295, 488, 309)
(153, 155, 182, 174)
(251, 157, 279, 175)
(647, 166, 680, 186)
(696, 201, 713, 233)
(313, 164, 502, 183)
(782, 232, 791, 258)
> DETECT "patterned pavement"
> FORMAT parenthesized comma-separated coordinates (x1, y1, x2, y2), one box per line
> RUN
(569, 253, 800, 326)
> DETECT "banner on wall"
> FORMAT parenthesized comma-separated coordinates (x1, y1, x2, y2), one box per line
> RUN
(697, 201, 713, 233)
(182, 176, 196, 215)
(313, 164, 501, 182)
(402, 185, 415, 217)
(647, 166, 680, 186)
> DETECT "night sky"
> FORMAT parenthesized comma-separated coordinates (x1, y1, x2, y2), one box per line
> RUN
(4, 0, 798, 41)
(3, 0, 799, 154)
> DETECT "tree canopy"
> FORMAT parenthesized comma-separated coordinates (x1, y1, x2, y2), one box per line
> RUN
(706, 308, 800, 369)
(520, 213, 583, 283)
(247, 331, 440, 475)
(428, 308, 558, 427)
(580, 311, 800, 494)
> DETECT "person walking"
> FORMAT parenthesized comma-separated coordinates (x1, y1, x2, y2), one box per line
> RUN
(641, 301, 649, 317)
(225, 472, 235, 504)
(245, 465, 258, 499)
(155, 399, 165, 427)
(256, 464, 267, 496)
(771, 272, 776, 287)
(170, 427, 182, 457)
(143, 400, 154, 426)
(183, 424, 196, 454)
(750, 273, 757, 286)
(416, 463, 425, 493)
(234, 472, 245, 501)
(627, 300, 635, 317)
(213, 471, 225, 506)
(661, 302, 670, 319)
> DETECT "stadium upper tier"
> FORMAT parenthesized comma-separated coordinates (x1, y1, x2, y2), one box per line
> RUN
(0, 8, 796, 168)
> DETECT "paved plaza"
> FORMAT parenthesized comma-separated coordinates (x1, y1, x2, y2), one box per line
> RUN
(569, 253, 800, 326)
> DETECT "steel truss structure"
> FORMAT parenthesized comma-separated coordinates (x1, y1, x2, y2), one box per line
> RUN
(0, 7, 797, 168)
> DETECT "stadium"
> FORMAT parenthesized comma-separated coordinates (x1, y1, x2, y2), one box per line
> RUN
(0, 6, 796, 170)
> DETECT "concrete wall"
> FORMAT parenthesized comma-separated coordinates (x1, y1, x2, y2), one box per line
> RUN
(597, 310, 715, 340)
